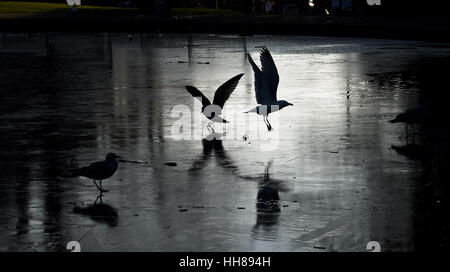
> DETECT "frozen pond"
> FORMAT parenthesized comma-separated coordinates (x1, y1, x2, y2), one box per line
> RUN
(1, 33, 450, 251)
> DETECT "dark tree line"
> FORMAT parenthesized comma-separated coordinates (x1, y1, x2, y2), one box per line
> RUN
(8, 0, 450, 17)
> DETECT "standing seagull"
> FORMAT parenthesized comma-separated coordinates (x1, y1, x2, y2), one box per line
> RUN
(80, 153, 121, 193)
(185, 73, 244, 132)
(246, 46, 293, 131)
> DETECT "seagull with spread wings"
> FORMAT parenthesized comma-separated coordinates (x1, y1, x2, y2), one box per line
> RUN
(246, 46, 293, 131)
(185, 73, 244, 132)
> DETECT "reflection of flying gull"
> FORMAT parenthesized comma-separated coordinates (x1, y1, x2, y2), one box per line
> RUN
(246, 46, 293, 131)
(185, 73, 244, 132)
(189, 132, 238, 173)
(80, 153, 121, 193)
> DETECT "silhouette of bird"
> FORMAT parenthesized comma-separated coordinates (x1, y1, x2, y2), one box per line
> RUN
(389, 106, 430, 142)
(185, 73, 244, 132)
(246, 46, 293, 131)
(80, 153, 121, 193)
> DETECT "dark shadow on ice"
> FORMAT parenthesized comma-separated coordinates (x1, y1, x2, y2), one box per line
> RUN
(256, 161, 281, 214)
(251, 161, 283, 239)
(255, 161, 281, 223)
(389, 105, 433, 145)
(255, 186, 281, 228)
(391, 144, 427, 161)
(189, 132, 238, 173)
(406, 57, 450, 250)
(239, 161, 289, 193)
(73, 194, 118, 227)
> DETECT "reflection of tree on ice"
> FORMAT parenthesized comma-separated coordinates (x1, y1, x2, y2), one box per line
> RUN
(265, 1, 272, 15)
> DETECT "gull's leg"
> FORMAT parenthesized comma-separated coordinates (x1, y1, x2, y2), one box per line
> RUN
(94, 193, 103, 205)
(100, 180, 109, 193)
(263, 116, 268, 130)
(263, 116, 271, 131)
(267, 122, 272, 131)
(93, 180, 102, 191)
(207, 120, 215, 133)
(266, 116, 273, 131)
(206, 120, 211, 131)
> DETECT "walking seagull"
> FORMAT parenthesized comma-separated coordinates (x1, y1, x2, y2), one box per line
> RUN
(80, 153, 121, 193)
(185, 73, 244, 132)
(246, 46, 293, 131)
(389, 106, 430, 142)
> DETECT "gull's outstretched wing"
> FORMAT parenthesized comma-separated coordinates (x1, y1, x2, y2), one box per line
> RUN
(185, 86, 211, 108)
(248, 53, 272, 105)
(260, 46, 279, 101)
(213, 73, 244, 108)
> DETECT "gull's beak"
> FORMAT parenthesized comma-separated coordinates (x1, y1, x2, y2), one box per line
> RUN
(289, 103, 294, 106)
